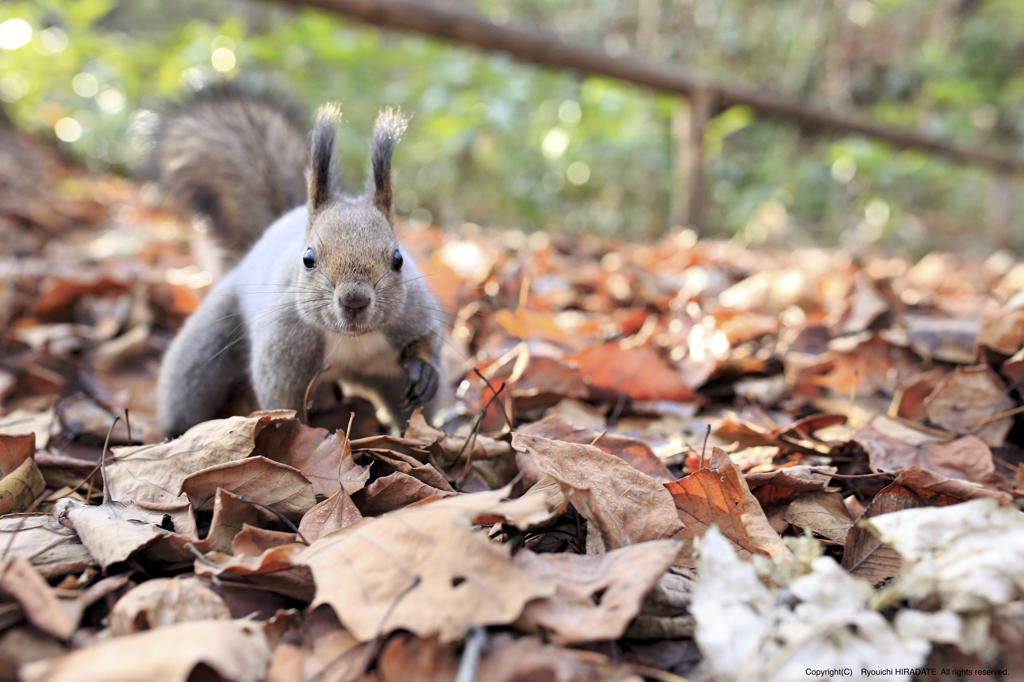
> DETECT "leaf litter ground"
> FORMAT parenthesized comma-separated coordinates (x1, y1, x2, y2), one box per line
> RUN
(1, 126, 1023, 681)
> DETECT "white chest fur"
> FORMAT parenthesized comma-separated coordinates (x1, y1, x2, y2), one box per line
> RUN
(319, 330, 403, 379)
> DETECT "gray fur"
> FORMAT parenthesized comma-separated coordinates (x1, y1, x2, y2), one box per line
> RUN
(156, 86, 310, 264)
(157, 99, 445, 438)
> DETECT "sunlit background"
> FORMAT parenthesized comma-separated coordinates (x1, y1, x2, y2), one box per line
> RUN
(1, 0, 1022, 254)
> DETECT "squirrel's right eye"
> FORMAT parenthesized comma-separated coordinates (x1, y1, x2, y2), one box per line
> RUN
(302, 248, 316, 270)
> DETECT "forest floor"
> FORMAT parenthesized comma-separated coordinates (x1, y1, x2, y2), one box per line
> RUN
(1, 123, 1023, 682)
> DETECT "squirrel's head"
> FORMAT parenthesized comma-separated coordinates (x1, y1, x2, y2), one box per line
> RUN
(296, 106, 411, 335)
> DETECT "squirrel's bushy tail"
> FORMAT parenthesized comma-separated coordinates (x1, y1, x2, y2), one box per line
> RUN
(156, 84, 310, 263)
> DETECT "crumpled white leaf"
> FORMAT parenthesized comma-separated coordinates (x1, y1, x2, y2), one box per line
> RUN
(863, 497, 1024, 659)
(691, 527, 935, 682)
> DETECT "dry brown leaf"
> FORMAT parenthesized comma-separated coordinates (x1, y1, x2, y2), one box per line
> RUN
(297, 489, 363, 543)
(511, 433, 683, 550)
(254, 421, 361, 497)
(889, 368, 948, 421)
(351, 471, 456, 516)
(478, 633, 642, 682)
(0, 557, 76, 640)
(404, 410, 510, 465)
(923, 365, 1015, 446)
(375, 633, 460, 682)
(192, 489, 262, 554)
(783, 490, 853, 543)
(0, 456, 46, 515)
(53, 497, 166, 569)
(892, 466, 1012, 503)
(665, 448, 791, 567)
(109, 577, 231, 635)
(976, 309, 1024, 357)
(180, 456, 316, 522)
(517, 414, 673, 481)
(514, 539, 681, 643)
(0, 432, 34, 476)
(839, 273, 888, 334)
(854, 424, 999, 484)
(0, 514, 94, 578)
(359, 448, 453, 491)
(745, 465, 835, 508)
(298, 493, 555, 642)
(104, 412, 294, 536)
(265, 606, 364, 682)
(569, 344, 698, 402)
(472, 475, 567, 529)
(840, 482, 930, 583)
(23, 618, 271, 682)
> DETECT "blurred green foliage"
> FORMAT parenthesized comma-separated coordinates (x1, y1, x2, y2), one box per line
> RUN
(1, 0, 1022, 252)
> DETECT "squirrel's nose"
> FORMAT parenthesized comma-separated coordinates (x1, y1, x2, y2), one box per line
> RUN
(340, 290, 371, 311)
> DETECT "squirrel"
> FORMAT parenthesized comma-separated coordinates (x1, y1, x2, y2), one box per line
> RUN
(154, 85, 444, 438)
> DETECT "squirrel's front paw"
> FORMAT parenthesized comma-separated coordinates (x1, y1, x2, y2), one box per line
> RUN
(402, 355, 439, 409)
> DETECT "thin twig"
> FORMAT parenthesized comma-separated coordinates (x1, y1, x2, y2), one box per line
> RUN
(234, 495, 310, 546)
(589, 430, 607, 447)
(454, 625, 487, 682)
(457, 382, 507, 490)
(972, 403, 1024, 427)
(473, 368, 512, 430)
(100, 416, 120, 505)
(123, 407, 132, 445)
(345, 411, 355, 440)
(699, 424, 711, 470)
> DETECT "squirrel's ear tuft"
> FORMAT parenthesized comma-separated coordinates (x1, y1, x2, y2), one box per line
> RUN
(309, 104, 341, 213)
(370, 108, 408, 219)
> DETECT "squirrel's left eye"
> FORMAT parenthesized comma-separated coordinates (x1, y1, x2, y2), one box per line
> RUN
(302, 248, 316, 270)
(392, 249, 403, 271)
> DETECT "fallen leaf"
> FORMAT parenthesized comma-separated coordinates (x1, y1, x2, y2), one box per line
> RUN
(106, 412, 295, 536)
(180, 456, 316, 522)
(351, 471, 456, 516)
(0, 456, 46, 515)
(23, 618, 271, 682)
(0, 557, 76, 639)
(923, 365, 1014, 446)
(839, 273, 888, 334)
(479, 633, 641, 682)
(840, 482, 929, 583)
(109, 577, 231, 635)
(359, 448, 453, 491)
(298, 492, 555, 642)
(569, 343, 699, 402)
(745, 465, 835, 508)
(976, 309, 1024, 357)
(783, 490, 853, 543)
(514, 539, 681, 643)
(854, 425, 999, 484)
(511, 433, 683, 550)
(665, 448, 791, 567)
(0, 513, 94, 577)
(53, 497, 166, 569)
(0, 432, 34, 475)
(297, 488, 363, 543)
(264, 606, 364, 682)
(518, 414, 673, 480)
(255, 421, 359, 497)
(889, 369, 949, 421)
(892, 466, 1011, 504)
(193, 489, 262, 554)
